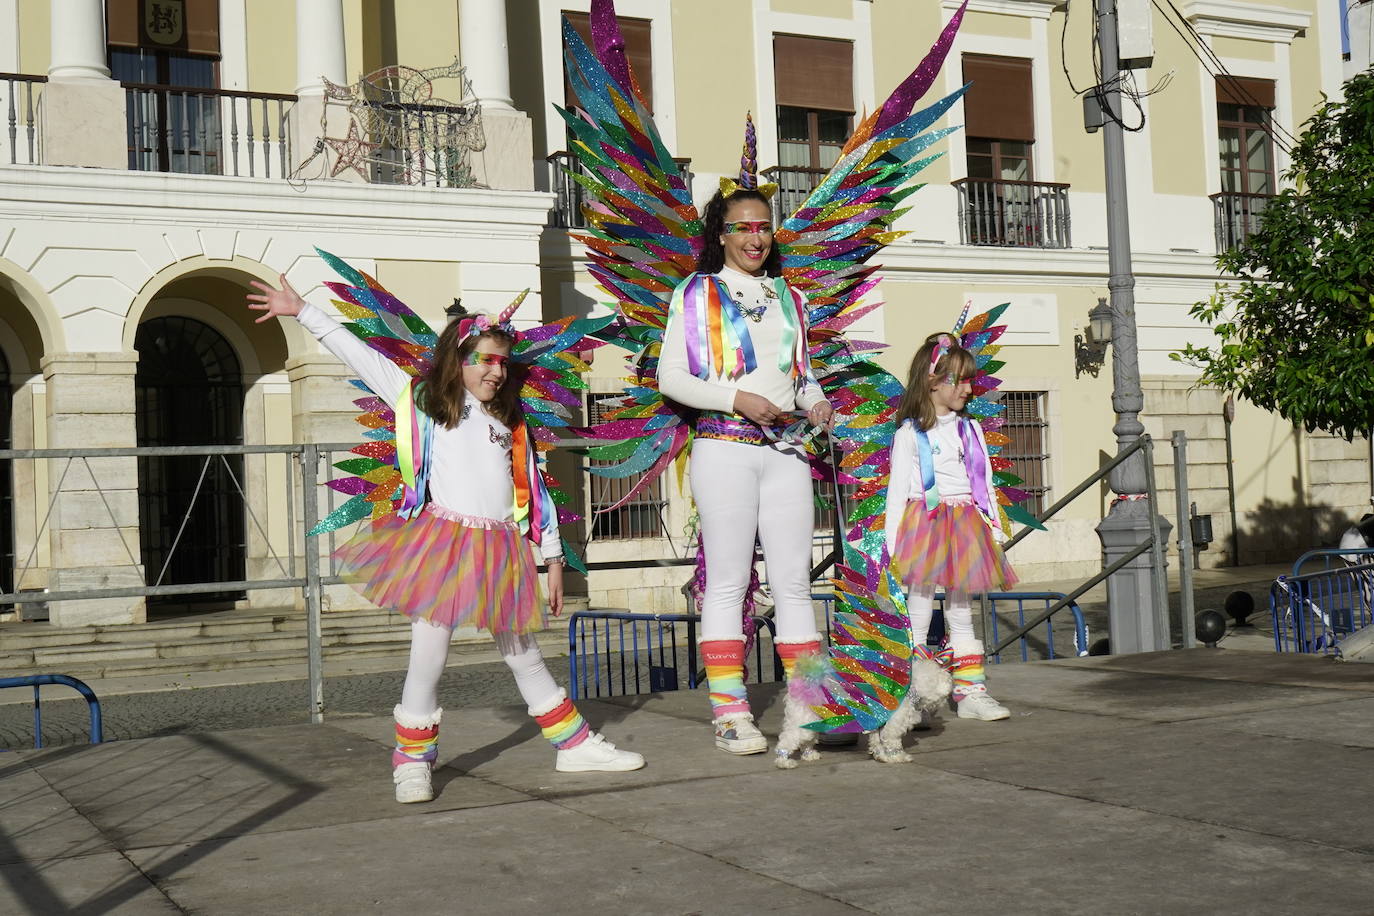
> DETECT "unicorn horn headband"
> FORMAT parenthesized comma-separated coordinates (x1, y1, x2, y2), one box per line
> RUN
(718, 112, 779, 201)
(457, 289, 529, 340)
(929, 300, 972, 374)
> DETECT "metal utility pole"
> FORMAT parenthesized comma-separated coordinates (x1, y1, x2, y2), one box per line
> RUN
(1092, 0, 1173, 653)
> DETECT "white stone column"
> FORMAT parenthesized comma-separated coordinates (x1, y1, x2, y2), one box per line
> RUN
(0, 0, 19, 72)
(458, 0, 514, 110)
(289, 0, 354, 179)
(458, 0, 534, 190)
(49, 0, 111, 80)
(41, 0, 127, 167)
(294, 0, 347, 96)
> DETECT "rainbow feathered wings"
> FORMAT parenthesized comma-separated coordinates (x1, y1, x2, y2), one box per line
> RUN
(558, 0, 1042, 732)
(305, 247, 609, 573)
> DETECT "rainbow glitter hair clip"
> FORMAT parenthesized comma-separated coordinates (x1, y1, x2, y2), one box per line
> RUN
(457, 289, 529, 340)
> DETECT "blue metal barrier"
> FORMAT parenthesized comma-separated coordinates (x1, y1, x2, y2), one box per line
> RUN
(0, 674, 103, 749)
(567, 612, 782, 700)
(815, 590, 1088, 662)
(1271, 552, 1374, 654)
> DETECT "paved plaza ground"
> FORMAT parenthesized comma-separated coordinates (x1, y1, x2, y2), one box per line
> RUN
(2, 648, 1371, 915)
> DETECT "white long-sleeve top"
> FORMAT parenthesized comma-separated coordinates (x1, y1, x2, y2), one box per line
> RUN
(658, 266, 826, 413)
(885, 413, 976, 555)
(296, 302, 561, 559)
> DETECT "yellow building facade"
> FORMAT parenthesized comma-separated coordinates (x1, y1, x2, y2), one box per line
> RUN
(0, 0, 1367, 626)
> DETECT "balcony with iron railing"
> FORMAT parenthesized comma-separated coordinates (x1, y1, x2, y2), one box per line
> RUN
(546, 151, 693, 228)
(122, 82, 296, 178)
(2, 72, 46, 166)
(360, 99, 482, 188)
(6, 75, 489, 189)
(954, 177, 1072, 249)
(760, 164, 828, 223)
(1210, 190, 1273, 253)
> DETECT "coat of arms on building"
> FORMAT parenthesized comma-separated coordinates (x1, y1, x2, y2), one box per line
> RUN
(144, 0, 184, 45)
(292, 60, 486, 189)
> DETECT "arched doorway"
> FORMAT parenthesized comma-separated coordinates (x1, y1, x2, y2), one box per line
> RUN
(134, 316, 246, 611)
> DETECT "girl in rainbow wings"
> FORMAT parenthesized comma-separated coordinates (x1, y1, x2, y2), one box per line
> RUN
(248, 265, 644, 804)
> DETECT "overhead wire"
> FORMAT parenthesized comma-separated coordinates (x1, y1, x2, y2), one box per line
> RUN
(1151, 0, 1301, 153)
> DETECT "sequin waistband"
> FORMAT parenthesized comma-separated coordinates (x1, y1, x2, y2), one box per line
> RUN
(423, 503, 519, 530)
(695, 411, 769, 445)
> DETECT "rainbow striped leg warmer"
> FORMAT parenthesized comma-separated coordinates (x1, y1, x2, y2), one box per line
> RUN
(392, 705, 442, 769)
(531, 690, 590, 750)
(774, 637, 824, 683)
(949, 637, 988, 700)
(700, 637, 751, 720)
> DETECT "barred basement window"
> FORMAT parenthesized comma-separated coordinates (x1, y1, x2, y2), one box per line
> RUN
(1000, 391, 1050, 516)
(586, 391, 666, 540)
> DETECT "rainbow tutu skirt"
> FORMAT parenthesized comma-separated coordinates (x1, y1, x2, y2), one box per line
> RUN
(892, 498, 1018, 593)
(333, 503, 543, 634)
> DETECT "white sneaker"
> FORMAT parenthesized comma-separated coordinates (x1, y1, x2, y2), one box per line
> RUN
(555, 733, 646, 772)
(956, 688, 1010, 721)
(713, 714, 768, 755)
(393, 762, 434, 803)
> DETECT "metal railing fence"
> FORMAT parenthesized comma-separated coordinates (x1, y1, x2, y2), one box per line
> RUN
(760, 164, 828, 223)
(814, 590, 1088, 662)
(1271, 548, 1374, 655)
(567, 611, 781, 699)
(0, 443, 359, 724)
(122, 82, 295, 178)
(0, 674, 103, 749)
(363, 99, 479, 188)
(954, 177, 1072, 248)
(1, 72, 44, 166)
(1211, 190, 1273, 252)
(991, 433, 1183, 656)
(546, 150, 693, 228)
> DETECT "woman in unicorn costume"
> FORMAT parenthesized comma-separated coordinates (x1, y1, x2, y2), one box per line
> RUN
(248, 275, 644, 804)
(658, 179, 834, 762)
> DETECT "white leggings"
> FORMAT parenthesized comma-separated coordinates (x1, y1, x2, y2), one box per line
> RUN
(691, 438, 818, 642)
(906, 584, 976, 646)
(398, 620, 561, 718)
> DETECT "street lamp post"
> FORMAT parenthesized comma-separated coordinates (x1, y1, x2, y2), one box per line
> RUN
(1092, 0, 1173, 653)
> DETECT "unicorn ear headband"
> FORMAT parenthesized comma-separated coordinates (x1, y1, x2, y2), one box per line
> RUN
(718, 112, 779, 201)
(456, 289, 529, 340)
(928, 333, 955, 374)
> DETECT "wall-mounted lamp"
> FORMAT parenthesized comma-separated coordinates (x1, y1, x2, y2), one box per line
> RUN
(1074, 297, 1114, 378)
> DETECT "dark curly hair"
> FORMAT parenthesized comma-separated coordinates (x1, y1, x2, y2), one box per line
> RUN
(696, 188, 782, 277)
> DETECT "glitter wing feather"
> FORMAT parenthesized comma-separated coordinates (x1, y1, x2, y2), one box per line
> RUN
(784, 4, 986, 733)
(554, 1, 703, 509)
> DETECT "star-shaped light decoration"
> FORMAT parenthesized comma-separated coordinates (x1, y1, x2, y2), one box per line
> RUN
(324, 121, 380, 178)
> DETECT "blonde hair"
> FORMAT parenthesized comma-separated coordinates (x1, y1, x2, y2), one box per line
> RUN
(894, 333, 977, 431)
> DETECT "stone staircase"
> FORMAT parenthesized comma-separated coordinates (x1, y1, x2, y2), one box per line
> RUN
(0, 599, 589, 680)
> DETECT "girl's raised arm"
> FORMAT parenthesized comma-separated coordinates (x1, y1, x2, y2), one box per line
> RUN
(248, 275, 410, 406)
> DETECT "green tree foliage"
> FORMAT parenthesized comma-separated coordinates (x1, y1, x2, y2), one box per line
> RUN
(1175, 72, 1374, 440)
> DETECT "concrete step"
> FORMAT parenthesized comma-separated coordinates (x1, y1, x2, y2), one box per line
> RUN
(4, 641, 430, 680)
(0, 609, 407, 652)
(0, 600, 587, 679)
